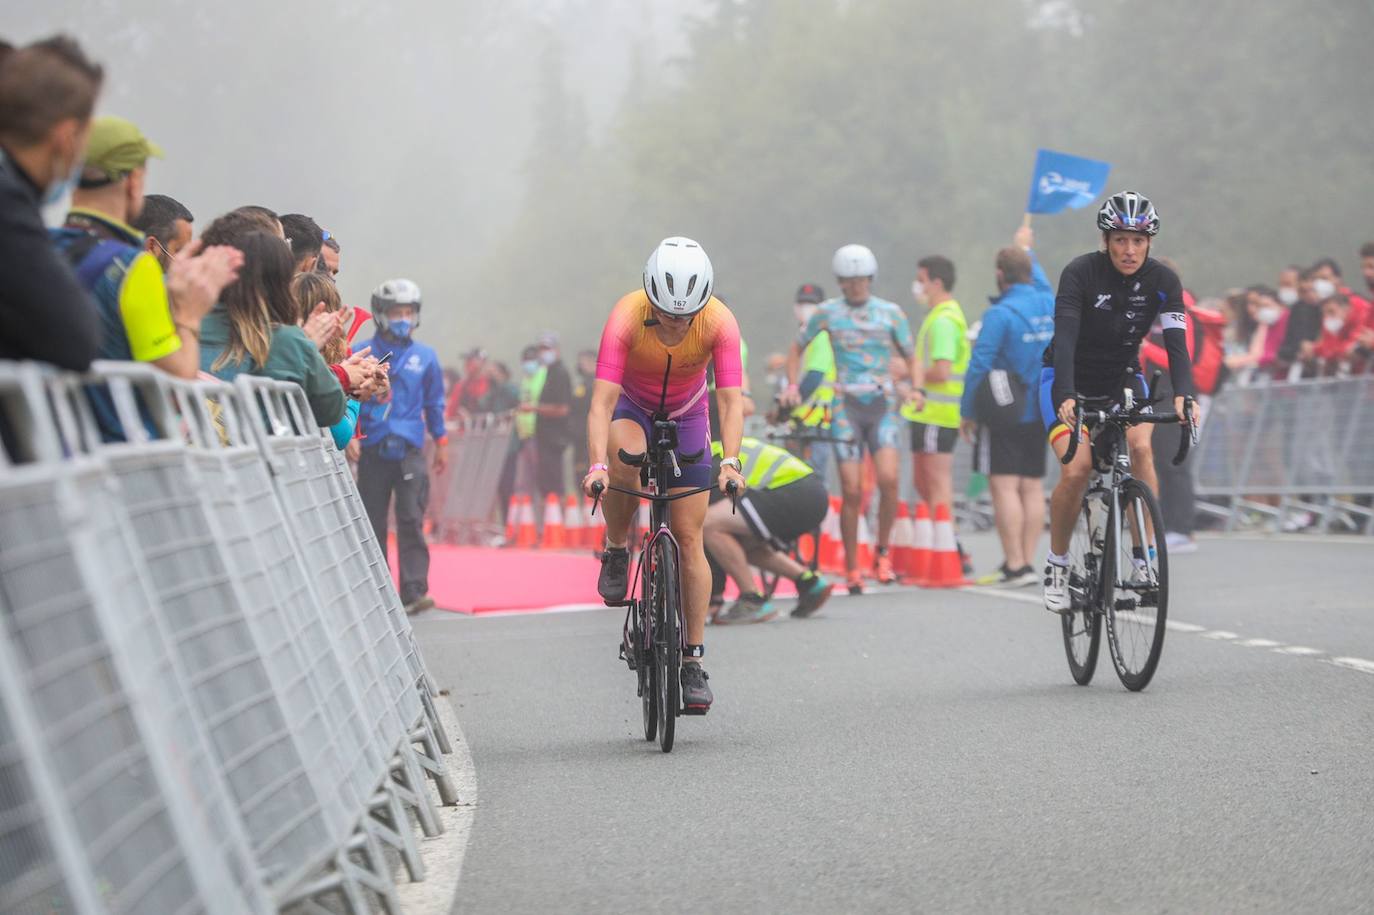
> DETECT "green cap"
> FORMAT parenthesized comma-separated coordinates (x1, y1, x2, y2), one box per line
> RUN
(81, 116, 164, 180)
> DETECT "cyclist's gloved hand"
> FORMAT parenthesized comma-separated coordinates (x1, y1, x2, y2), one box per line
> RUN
(719, 466, 746, 496)
(1057, 397, 1078, 429)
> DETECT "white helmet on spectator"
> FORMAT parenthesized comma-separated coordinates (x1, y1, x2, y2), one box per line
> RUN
(371, 278, 422, 333)
(644, 236, 714, 316)
(833, 244, 878, 279)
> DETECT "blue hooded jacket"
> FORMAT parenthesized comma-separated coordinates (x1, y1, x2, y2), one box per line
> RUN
(357, 331, 447, 453)
(960, 253, 1055, 425)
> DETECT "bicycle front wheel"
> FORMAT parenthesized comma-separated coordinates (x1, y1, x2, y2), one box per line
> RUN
(1061, 495, 1104, 685)
(651, 537, 681, 753)
(1104, 478, 1169, 691)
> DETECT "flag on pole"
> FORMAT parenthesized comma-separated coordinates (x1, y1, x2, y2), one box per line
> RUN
(1025, 149, 1112, 215)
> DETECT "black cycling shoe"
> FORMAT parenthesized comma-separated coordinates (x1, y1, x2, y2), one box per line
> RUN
(680, 663, 713, 714)
(598, 547, 629, 603)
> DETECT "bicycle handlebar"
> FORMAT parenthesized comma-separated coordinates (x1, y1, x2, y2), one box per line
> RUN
(1059, 396, 1198, 467)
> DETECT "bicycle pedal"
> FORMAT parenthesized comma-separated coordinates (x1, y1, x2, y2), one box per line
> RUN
(603, 599, 635, 608)
(680, 705, 709, 716)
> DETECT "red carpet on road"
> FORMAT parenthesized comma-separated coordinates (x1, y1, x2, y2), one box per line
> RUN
(388, 544, 796, 615)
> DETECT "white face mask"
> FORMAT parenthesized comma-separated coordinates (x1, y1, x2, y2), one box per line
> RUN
(1313, 278, 1337, 299)
(910, 280, 927, 305)
(1277, 287, 1299, 306)
(1323, 316, 1345, 335)
(1256, 305, 1282, 326)
(794, 304, 817, 327)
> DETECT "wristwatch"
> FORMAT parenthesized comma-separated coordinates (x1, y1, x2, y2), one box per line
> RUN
(720, 457, 742, 472)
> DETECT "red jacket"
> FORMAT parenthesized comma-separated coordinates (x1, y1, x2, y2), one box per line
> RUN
(1315, 297, 1371, 361)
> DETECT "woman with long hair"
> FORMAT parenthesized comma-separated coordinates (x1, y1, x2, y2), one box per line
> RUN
(291, 270, 360, 447)
(198, 230, 351, 427)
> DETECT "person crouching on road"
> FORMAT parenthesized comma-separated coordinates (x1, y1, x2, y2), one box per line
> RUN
(704, 437, 834, 623)
(356, 279, 448, 614)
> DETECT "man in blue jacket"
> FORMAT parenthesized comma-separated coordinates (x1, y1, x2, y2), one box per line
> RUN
(357, 278, 448, 613)
(959, 227, 1054, 587)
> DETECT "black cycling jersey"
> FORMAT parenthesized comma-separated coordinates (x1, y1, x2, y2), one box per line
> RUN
(1042, 251, 1194, 408)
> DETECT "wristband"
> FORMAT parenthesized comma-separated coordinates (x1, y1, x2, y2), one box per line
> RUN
(587, 463, 609, 474)
(720, 457, 742, 472)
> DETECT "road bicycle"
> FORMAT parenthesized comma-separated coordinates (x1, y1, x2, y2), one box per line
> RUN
(591, 359, 736, 753)
(1057, 377, 1197, 691)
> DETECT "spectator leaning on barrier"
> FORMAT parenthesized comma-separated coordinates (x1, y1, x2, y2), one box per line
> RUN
(130, 193, 193, 270)
(1276, 267, 1324, 377)
(959, 227, 1054, 586)
(904, 253, 971, 574)
(51, 116, 241, 386)
(199, 231, 354, 428)
(356, 278, 447, 614)
(0, 34, 105, 370)
(291, 271, 360, 448)
(1316, 293, 1371, 374)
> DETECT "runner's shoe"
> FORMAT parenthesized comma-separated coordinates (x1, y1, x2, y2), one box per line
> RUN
(874, 552, 897, 584)
(845, 571, 865, 595)
(597, 546, 630, 603)
(792, 574, 834, 618)
(715, 593, 777, 625)
(404, 595, 436, 614)
(680, 663, 713, 713)
(979, 564, 1037, 588)
(1043, 561, 1070, 614)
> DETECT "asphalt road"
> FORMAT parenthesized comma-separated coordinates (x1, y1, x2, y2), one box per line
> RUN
(414, 534, 1374, 914)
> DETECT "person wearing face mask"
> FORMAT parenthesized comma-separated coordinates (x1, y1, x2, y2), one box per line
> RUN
(1275, 265, 1302, 310)
(1228, 286, 1284, 377)
(0, 35, 105, 370)
(1314, 293, 1371, 373)
(785, 282, 836, 482)
(356, 278, 449, 614)
(526, 331, 573, 502)
(1311, 257, 1371, 315)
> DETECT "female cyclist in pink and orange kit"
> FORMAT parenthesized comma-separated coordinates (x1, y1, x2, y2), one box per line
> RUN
(582, 237, 745, 712)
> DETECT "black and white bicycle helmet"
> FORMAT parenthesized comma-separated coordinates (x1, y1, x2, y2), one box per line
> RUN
(644, 236, 714, 316)
(1097, 191, 1160, 236)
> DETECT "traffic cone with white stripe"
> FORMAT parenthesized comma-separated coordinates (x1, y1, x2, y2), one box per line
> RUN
(921, 503, 967, 588)
(541, 493, 566, 549)
(910, 502, 934, 585)
(890, 501, 916, 580)
(819, 496, 843, 573)
(563, 493, 584, 551)
(515, 494, 538, 548)
(855, 512, 875, 575)
(504, 495, 519, 545)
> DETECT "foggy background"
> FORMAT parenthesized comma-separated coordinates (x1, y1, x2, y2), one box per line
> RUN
(13, 0, 1374, 379)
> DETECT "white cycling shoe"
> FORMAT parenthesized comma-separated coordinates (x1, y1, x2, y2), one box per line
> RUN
(1043, 561, 1071, 614)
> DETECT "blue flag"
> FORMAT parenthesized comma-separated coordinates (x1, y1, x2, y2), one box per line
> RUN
(1025, 149, 1112, 215)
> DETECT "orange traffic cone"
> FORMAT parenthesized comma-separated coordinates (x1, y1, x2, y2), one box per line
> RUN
(921, 503, 966, 588)
(515, 494, 538, 548)
(910, 502, 933, 585)
(890, 501, 915, 579)
(819, 496, 842, 573)
(541, 493, 566, 549)
(504, 494, 519, 544)
(563, 493, 584, 550)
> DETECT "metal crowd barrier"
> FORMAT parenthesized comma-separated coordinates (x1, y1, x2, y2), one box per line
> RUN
(1193, 375, 1374, 534)
(426, 411, 513, 545)
(0, 360, 458, 914)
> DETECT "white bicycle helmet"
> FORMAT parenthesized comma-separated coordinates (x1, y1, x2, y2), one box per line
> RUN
(832, 243, 878, 279)
(643, 236, 714, 316)
(371, 278, 422, 332)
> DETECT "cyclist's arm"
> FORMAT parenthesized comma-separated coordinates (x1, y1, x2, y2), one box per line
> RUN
(586, 378, 621, 468)
(1158, 271, 1195, 397)
(714, 385, 744, 468)
(711, 309, 745, 462)
(1050, 263, 1086, 409)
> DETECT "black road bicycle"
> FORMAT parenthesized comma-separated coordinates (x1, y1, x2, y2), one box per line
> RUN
(1057, 376, 1197, 691)
(591, 357, 736, 753)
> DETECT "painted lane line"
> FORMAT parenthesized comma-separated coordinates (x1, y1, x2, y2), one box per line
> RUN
(1274, 645, 1324, 657)
(1238, 638, 1281, 648)
(1331, 657, 1374, 674)
(1201, 630, 1239, 640)
(1166, 621, 1205, 633)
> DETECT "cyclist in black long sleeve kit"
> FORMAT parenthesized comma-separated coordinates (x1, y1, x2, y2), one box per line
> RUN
(1039, 191, 1198, 613)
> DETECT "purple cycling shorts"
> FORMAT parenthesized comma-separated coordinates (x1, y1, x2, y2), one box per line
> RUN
(611, 393, 712, 489)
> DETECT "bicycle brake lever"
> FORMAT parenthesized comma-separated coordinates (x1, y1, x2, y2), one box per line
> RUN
(589, 480, 605, 516)
(725, 479, 740, 514)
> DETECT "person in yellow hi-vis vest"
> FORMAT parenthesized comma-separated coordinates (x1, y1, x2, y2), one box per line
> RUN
(703, 437, 834, 623)
(902, 255, 970, 572)
(787, 282, 837, 481)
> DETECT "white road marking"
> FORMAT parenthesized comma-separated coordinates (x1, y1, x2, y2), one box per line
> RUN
(956, 586, 1374, 677)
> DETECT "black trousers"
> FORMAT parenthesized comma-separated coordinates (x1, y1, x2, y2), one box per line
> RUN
(358, 446, 431, 603)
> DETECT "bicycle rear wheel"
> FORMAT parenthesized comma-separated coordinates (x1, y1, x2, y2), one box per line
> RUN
(635, 599, 656, 741)
(651, 537, 681, 753)
(1061, 495, 1104, 685)
(1104, 478, 1169, 691)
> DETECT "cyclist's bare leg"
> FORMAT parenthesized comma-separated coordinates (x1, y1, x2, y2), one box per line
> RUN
(872, 446, 901, 549)
(837, 459, 864, 573)
(702, 499, 760, 596)
(601, 418, 648, 548)
(668, 489, 712, 650)
(1048, 429, 1093, 555)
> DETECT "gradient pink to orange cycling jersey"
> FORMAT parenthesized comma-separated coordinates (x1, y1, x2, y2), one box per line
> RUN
(596, 289, 743, 413)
